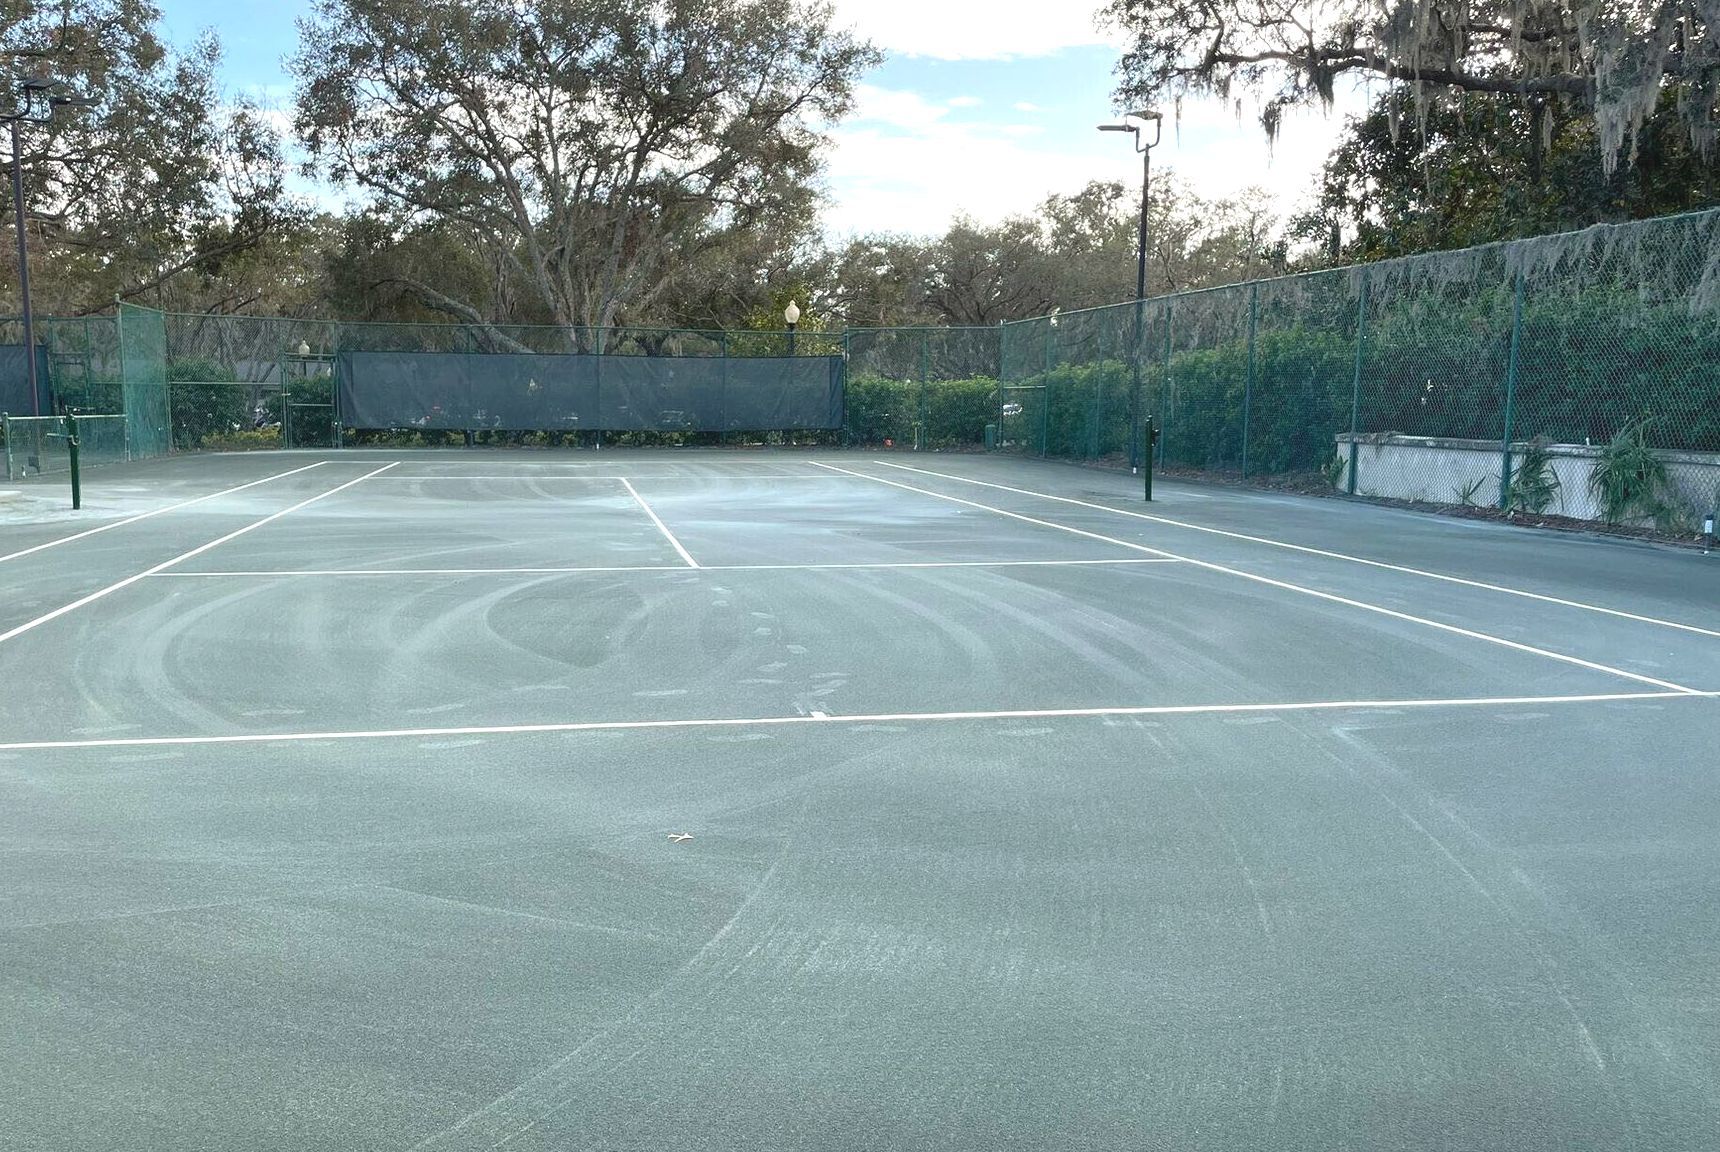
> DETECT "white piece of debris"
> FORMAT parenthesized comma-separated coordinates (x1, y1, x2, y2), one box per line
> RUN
(667, 833, 693, 843)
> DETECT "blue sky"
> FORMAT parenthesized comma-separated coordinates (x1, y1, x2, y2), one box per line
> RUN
(154, 0, 1359, 238)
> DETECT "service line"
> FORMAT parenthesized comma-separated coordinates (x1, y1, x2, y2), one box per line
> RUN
(0, 463, 398, 650)
(147, 558, 1180, 577)
(0, 691, 1707, 753)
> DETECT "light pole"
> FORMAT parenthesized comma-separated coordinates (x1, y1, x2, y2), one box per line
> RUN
(784, 300, 800, 355)
(5, 77, 97, 417)
(1099, 109, 1161, 477)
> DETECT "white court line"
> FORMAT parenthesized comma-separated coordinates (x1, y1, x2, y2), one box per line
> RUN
(0, 463, 399, 650)
(875, 460, 1720, 641)
(148, 558, 1181, 577)
(363, 474, 850, 481)
(619, 477, 699, 568)
(0, 461, 330, 565)
(0, 691, 1707, 753)
(813, 462, 1702, 695)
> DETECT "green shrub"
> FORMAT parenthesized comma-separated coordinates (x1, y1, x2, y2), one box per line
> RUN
(1506, 436, 1561, 513)
(1589, 416, 1680, 528)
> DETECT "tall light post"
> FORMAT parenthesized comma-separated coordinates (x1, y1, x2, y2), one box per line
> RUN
(784, 299, 800, 355)
(5, 77, 97, 417)
(1099, 109, 1161, 475)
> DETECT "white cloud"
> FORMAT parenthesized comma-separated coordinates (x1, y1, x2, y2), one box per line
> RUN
(1013, 101, 1043, 113)
(947, 95, 983, 108)
(823, 82, 1363, 239)
(831, 0, 1116, 60)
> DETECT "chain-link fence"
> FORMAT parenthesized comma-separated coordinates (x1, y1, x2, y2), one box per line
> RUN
(999, 209, 1720, 532)
(843, 326, 999, 449)
(12, 209, 1718, 531)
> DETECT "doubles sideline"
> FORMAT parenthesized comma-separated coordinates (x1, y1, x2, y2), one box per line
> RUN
(873, 460, 1720, 641)
(0, 460, 330, 565)
(0, 463, 398, 650)
(812, 462, 1701, 695)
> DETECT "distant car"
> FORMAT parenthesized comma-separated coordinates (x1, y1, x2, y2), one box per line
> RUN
(1001, 402, 1024, 417)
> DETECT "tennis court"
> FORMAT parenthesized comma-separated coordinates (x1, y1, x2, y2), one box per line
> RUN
(2, 448, 1717, 1150)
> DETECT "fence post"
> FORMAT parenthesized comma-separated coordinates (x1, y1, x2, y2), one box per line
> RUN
(719, 329, 730, 446)
(1041, 318, 1053, 457)
(919, 327, 930, 450)
(1498, 271, 1525, 509)
(1348, 271, 1368, 495)
(1242, 282, 1258, 477)
(1160, 300, 1172, 468)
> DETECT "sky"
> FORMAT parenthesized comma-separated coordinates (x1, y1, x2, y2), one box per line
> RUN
(154, 0, 1362, 240)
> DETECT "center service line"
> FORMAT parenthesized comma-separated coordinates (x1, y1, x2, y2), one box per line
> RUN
(619, 477, 699, 568)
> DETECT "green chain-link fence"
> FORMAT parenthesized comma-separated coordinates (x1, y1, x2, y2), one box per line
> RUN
(998, 209, 1720, 531)
(843, 326, 999, 449)
(12, 209, 1717, 531)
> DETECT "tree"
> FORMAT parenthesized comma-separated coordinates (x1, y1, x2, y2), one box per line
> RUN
(291, 0, 877, 342)
(1101, 0, 1720, 172)
(2, 0, 301, 314)
(1291, 87, 1720, 262)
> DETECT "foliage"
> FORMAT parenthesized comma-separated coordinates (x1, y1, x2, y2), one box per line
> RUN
(1589, 416, 1680, 528)
(1101, 0, 1720, 173)
(168, 361, 256, 451)
(1291, 89, 1720, 264)
(198, 427, 281, 451)
(2, 0, 304, 314)
(844, 375, 998, 448)
(1507, 437, 1562, 514)
(292, 0, 877, 335)
(828, 177, 1287, 329)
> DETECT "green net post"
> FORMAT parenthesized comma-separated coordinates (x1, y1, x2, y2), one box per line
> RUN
(1498, 271, 1525, 510)
(1144, 415, 1156, 502)
(1348, 271, 1368, 495)
(65, 408, 80, 510)
(1242, 281, 1258, 479)
(1, 412, 10, 480)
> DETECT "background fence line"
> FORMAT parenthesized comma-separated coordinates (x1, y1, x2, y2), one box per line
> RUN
(2, 208, 1717, 529)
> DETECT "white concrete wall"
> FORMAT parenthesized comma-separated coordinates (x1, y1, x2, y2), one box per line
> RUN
(1333, 435, 1720, 526)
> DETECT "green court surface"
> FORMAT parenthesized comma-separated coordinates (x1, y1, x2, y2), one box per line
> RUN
(2, 449, 1716, 1151)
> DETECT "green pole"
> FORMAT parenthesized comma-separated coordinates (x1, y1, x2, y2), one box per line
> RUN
(1348, 272, 1368, 495)
(65, 409, 81, 510)
(1241, 282, 1257, 478)
(1498, 271, 1525, 509)
(919, 327, 930, 451)
(1041, 319, 1053, 457)
(1159, 300, 1172, 469)
(2, 412, 10, 481)
(1143, 415, 1155, 502)
(718, 329, 730, 446)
